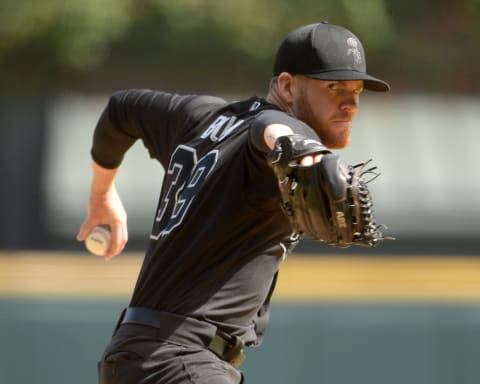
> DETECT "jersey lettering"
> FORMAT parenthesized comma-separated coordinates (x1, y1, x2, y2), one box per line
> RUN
(151, 145, 218, 239)
(249, 100, 262, 111)
(200, 115, 244, 142)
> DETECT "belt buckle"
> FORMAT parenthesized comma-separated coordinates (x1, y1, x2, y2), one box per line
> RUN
(212, 332, 246, 369)
(223, 334, 245, 369)
(228, 348, 246, 369)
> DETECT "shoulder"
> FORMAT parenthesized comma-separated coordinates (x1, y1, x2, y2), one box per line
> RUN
(181, 95, 228, 117)
(252, 109, 318, 139)
(253, 109, 304, 129)
(108, 89, 226, 113)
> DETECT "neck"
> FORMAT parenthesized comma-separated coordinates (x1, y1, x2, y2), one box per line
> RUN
(266, 85, 293, 114)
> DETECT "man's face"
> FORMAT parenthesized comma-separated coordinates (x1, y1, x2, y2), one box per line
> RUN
(291, 77, 363, 149)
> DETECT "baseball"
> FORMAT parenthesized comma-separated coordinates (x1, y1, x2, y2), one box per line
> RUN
(85, 225, 111, 256)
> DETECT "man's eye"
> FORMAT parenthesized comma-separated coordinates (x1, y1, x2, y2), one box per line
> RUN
(328, 83, 338, 91)
(354, 88, 364, 95)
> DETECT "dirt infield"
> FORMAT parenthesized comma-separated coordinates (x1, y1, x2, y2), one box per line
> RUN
(2, 251, 480, 301)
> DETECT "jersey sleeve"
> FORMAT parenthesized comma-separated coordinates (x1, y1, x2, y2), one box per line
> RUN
(248, 109, 322, 154)
(91, 89, 226, 168)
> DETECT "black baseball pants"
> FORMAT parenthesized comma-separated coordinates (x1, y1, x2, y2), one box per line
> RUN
(98, 315, 244, 384)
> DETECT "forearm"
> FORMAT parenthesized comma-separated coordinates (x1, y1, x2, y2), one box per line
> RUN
(251, 110, 321, 153)
(263, 123, 294, 150)
(78, 161, 127, 259)
(264, 124, 328, 166)
(90, 161, 120, 195)
(86, 161, 125, 227)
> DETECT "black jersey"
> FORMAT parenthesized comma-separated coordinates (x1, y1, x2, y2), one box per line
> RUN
(92, 89, 321, 346)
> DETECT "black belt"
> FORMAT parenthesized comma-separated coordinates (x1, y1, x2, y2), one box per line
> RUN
(118, 307, 245, 369)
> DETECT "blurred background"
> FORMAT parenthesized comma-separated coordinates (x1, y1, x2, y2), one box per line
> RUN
(1, 0, 480, 383)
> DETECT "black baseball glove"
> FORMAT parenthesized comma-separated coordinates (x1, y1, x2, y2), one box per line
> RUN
(268, 135, 390, 248)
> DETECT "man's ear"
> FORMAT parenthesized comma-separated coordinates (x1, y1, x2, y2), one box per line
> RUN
(276, 72, 296, 104)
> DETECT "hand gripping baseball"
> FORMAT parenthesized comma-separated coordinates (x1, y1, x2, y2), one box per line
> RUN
(268, 135, 392, 248)
(77, 180, 128, 259)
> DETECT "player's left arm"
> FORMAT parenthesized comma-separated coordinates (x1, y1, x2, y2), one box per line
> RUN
(263, 123, 325, 165)
(266, 132, 390, 247)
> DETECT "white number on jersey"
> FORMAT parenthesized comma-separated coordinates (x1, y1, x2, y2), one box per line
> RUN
(151, 145, 218, 239)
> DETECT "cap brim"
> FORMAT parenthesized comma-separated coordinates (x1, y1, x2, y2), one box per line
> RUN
(306, 70, 390, 92)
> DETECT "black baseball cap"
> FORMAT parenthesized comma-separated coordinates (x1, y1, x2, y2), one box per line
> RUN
(274, 22, 390, 92)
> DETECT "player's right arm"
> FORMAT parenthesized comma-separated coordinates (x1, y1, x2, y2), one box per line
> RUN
(77, 90, 167, 259)
(76, 91, 147, 259)
(76, 163, 127, 260)
(77, 89, 224, 258)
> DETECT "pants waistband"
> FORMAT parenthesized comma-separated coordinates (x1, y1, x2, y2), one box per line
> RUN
(118, 307, 246, 369)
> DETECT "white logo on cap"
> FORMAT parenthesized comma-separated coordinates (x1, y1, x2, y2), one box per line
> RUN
(346, 37, 362, 65)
